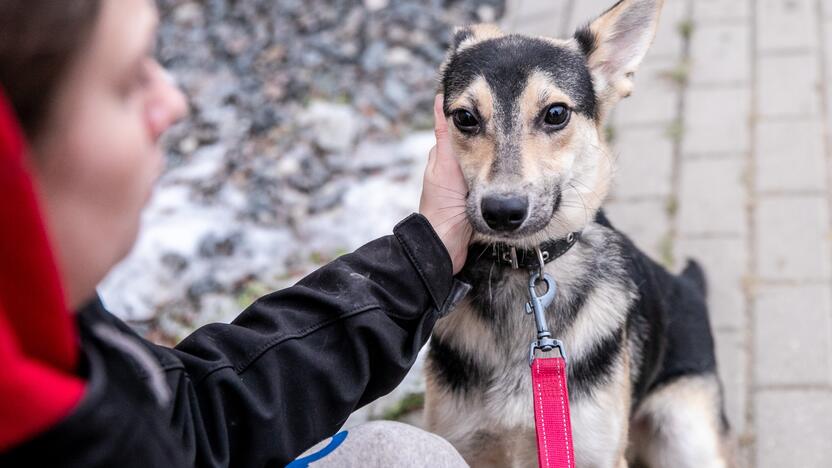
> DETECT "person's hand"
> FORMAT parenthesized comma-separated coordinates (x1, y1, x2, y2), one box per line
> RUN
(420, 95, 472, 275)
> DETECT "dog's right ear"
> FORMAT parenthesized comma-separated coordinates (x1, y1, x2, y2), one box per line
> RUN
(449, 24, 503, 54)
(575, 0, 664, 118)
(453, 27, 475, 51)
(439, 24, 504, 98)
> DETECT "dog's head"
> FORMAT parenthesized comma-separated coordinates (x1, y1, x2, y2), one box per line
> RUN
(440, 0, 663, 246)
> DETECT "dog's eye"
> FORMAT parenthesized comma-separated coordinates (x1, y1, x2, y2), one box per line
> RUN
(544, 104, 570, 128)
(452, 109, 480, 133)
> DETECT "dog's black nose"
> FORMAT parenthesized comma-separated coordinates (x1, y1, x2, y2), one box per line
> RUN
(481, 195, 528, 231)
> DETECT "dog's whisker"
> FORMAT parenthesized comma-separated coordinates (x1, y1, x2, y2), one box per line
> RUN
(487, 261, 495, 305)
(471, 241, 494, 264)
(431, 193, 468, 201)
(424, 180, 468, 197)
(435, 204, 468, 211)
(567, 182, 591, 225)
(434, 212, 467, 229)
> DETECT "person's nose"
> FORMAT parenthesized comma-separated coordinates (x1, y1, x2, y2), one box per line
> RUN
(147, 62, 188, 141)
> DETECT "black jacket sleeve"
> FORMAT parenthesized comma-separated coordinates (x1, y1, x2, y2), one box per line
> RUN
(0, 214, 460, 468)
(162, 213, 456, 466)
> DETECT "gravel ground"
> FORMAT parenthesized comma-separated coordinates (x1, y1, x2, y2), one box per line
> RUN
(100, 0, 504, 347)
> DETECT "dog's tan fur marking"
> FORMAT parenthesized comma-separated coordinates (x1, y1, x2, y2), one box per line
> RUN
(455, 23, 504, 53)
(429, 2, 731, 467)
(517, 71, 577, 184)
(629, 375, 733, 468)
(447, 76, 498, 184)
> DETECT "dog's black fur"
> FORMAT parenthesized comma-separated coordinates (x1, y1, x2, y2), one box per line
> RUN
(424, 3, 732, 464)
(431, 211, 723, 412)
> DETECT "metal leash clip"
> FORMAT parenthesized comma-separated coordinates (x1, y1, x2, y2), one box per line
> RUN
(525, 247, 566, 365)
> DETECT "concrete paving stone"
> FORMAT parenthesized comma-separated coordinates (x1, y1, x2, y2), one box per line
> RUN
(507, 14, 567, 38)
(755, 120, 827, 193)
(560, 0, 684, 60)
(646, 0, 687, 60)
(689, 23, 751, 85)
(603, 199, 670, 262)
(678, 157, 748, 236)
(682, 86, 751, 155)
(565, 0, 623, 33)
(823, 21, 832, 89)
(755, 196, 831, 281)
(757, 54, 822, 119)
(755, 390, 832, 468)
(614, 59, 681, 127)
(503, 0, 570, 37)
(501, 0, 519, 29)
(756, 0, 819, 53)
(502, 0, 569, 37)
(693, 0, 750, 22)
(714, 329, 747, 435)
(609, 126, 674, 199)
(754, 284, 832, 386)
(675, 237, 748, 330)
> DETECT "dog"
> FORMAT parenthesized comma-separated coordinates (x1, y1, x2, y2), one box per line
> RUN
(424, 1, 734, 467)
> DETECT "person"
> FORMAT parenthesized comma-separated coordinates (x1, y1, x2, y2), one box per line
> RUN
(0, 0, 473, 466)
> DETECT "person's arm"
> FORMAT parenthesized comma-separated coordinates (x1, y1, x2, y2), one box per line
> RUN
(159, 213, 461, 466)
(0, 95, 472, 467)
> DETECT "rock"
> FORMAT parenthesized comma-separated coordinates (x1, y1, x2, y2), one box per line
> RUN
(250, 106, 281, 135)
(299, 101, 360, 154)
(363, 0, 389, 12)
(172, 2, 204, 27)
(186, 276, 223, 304)
(309, 181, 347, 214)
(198, 232, 242, 257)
(361, 40, 388, 73)
(104, 0, 506, 345)
(477, 5, 498, 22)
(386, 46, 415, 66)
(383, 77, 410, 112)
(161, 252, 189, 274)
(287, 153, 331, 192)
(352, 140, 400, 171)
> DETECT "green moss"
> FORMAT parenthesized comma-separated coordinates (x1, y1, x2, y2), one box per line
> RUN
(677, 19, 695, 41)
(665, 119, 684, 144)
(665, 195, 678, 217)
(659, 234, 675, 269)
(660, 60, 690, 87)
(378, 392, 425, 421)
(604, 124, 617, 144)
(235, 280, 273, 309)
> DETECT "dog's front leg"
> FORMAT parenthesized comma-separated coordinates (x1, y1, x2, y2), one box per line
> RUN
(571, 356, 632, 468)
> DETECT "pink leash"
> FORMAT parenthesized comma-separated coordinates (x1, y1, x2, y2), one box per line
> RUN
(531, 355, 575, 468)
(525, 265, 575, 468)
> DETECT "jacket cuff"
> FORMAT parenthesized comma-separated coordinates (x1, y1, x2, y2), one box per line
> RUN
(393, 213, 454, 311)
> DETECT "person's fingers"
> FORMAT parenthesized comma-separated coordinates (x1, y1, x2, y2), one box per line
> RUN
(425, 145, 438, 177)
(433, 94, 452, 157)
(427, 145, 437, 163)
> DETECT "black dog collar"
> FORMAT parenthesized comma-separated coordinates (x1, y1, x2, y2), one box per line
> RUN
(477, 232, 582, 270)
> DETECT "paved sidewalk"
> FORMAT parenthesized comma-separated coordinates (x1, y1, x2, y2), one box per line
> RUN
(502, 0, 832, 466)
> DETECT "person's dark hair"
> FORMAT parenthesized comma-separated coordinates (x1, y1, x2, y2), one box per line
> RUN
(0, 0, 102, 140)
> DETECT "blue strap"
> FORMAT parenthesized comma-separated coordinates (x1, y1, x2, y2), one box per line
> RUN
(286, 431, 349, 468)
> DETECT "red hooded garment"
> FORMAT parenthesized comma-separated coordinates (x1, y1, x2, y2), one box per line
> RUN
(0, 88, 84, 451)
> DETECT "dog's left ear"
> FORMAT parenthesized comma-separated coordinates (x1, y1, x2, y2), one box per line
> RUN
(575, 0, 664, 117)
